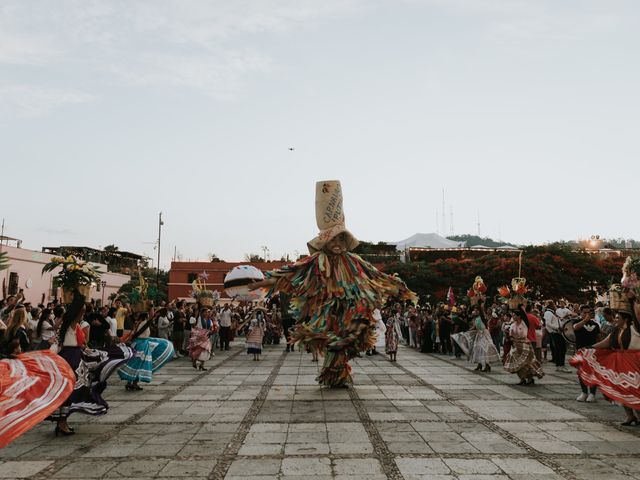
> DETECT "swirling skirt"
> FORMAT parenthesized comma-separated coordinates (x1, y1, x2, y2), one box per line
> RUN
(0, 351, 75, 447)
(469, 330, 500, 365)
(188, 328, 212, 362)
(504, 338, 544, 379)
(118, 337, 174, 383)
(451, 331, 475, 356)
(570, 349, 640, 409)
(52, 344, 134, 418)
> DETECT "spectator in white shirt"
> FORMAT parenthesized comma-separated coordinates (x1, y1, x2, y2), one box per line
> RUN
(545, 301, 571, 372)
(219, 305, 232, 351)
(105, 307, 118, 339)
(157, 308, 171, 340)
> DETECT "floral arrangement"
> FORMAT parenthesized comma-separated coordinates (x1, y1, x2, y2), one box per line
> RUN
(467, 276, 487, 304)
(497, 277, 528, 309)
(511, 277, 528, 296)
(42, 255, 101, 289)
(468, 276, 487, 296)
(498, 285, 511, 299)
(621, 256, 640, 296)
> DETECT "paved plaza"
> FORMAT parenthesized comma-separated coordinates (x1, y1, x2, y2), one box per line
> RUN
(3, 345, 640, 480)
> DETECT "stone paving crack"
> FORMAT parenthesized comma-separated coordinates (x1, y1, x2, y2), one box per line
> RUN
(347, 384, 405, 480)
(32, 348, 246, 480)
(391, 351, 581, 480)
(435, 353, 640, 438)
(208, 349, 287, 480)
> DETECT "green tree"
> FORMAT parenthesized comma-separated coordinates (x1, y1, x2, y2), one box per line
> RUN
(383, 245, 626, 304)
(447, 234, 516, 248)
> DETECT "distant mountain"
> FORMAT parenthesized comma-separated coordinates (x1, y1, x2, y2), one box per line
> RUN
(390, 233, 464, 249)
(447, 234, 516, 248)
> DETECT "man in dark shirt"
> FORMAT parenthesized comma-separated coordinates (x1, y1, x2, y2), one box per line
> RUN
(172, 303, 187, 357)
(439, 311, 453, 355)
(451, 313, 467, 358)
(87, 305, 110, 348)
(573, 304, 600, 402)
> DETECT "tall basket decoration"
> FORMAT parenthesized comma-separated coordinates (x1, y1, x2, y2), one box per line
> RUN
(609, 284, 630, 312)
(130, 269, 154, 312)
(467, 276, 487, 306)
(191, 271, 217, 307)
(498, 251, 528, 310)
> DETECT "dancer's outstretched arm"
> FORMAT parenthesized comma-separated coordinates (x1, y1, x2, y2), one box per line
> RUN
(248, 278, 276, 290)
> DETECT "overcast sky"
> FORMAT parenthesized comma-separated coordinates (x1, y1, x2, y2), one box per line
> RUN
(2, 0, 639, 266)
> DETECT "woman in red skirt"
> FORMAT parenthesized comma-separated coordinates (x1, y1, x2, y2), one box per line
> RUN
(571, 304, 640, 425)
(0, 349, 75, 448)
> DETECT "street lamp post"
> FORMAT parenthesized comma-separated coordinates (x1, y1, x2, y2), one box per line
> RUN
(156, 212, 164, 302)
(101, 280, 107, 305)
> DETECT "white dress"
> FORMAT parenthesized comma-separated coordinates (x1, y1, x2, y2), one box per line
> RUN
(452, 317, 500, 365)
(469, 317, 500, 365)
(373, 309, 387, 349)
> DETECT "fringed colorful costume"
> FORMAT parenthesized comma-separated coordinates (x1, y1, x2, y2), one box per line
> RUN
(267, 251, 415, 386)
(260, 180, 416, 387)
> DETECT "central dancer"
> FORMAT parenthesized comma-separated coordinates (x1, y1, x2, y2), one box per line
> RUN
(252, 180, 416, 387)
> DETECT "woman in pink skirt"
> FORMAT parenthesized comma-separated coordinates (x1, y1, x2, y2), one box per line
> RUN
(245, 307, 267, 361)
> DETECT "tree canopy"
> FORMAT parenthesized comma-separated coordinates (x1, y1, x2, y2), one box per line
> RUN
(384, 245, 625, 304)
(446, 234, 515, 248)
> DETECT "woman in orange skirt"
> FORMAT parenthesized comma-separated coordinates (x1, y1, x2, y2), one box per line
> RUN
(0, 349, 75, 448)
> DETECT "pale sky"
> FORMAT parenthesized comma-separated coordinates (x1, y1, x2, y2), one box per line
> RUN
(2, 0, 639, 267)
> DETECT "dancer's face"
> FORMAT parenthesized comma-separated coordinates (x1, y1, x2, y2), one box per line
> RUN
(324, 233, 348, 255)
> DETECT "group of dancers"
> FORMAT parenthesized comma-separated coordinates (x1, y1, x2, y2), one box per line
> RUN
(4, 178, 640, 449)
(0, 290, 173, 447)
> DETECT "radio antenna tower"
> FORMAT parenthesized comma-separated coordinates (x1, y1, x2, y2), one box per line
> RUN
(477, 210, 481, 236)
(441, 189, 446, 236)
(449, 206, 454, 236)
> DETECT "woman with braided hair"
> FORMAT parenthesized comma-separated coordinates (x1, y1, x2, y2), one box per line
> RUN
(118, 311, 174, 390)
(503, 307, 544, 385)
(49, 292, 134, 435)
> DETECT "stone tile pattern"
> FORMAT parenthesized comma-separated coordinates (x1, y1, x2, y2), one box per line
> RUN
(2, 343, 640, 479)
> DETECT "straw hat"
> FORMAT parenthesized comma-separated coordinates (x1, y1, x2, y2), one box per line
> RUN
(307, 180, 359, 253)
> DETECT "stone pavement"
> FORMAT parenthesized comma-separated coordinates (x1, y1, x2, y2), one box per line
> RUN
(2, 344, 640, 479)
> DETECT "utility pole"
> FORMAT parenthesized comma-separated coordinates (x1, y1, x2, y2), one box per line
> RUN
(156, 212, 163, 301)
